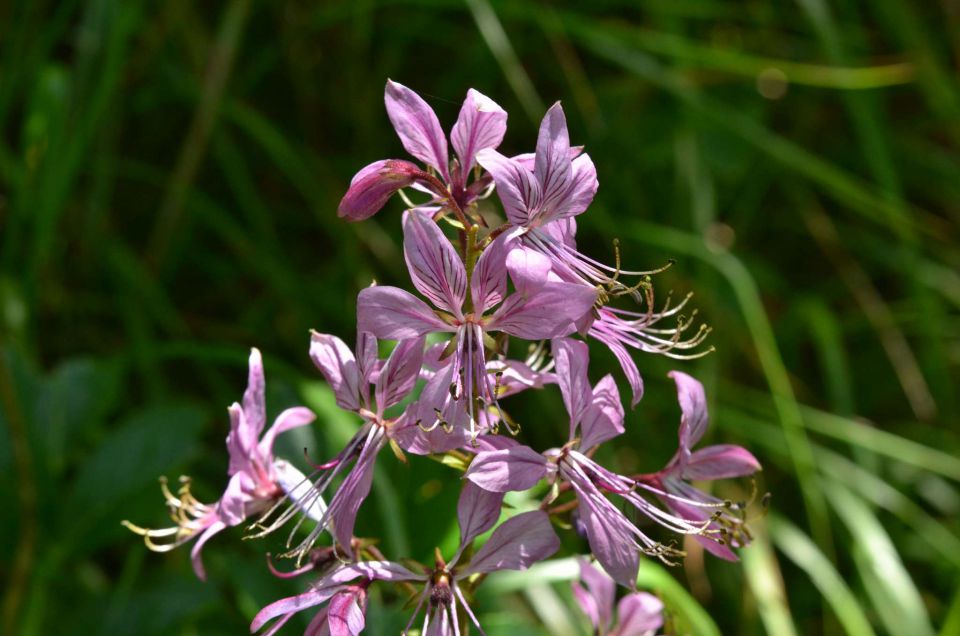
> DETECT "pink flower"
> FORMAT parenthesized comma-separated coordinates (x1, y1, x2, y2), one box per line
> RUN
(357, 209, 596, 440)
(338, 80, 507, 221)
(124, 349, 319, 580)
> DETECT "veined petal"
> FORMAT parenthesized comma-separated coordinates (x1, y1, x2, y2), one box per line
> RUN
(579, 375, 625, 449)
(613, 592, 664, 636)
(457, 481, 505, 546)
(337, 159, 422, 221)
(464, 446, 551, 493)
(327, 589, 366, 636)
(385, 80, 449, 178)
(668, 370, 709, 451)
(470, 231, 512, 313)
(489, 281, 597, 340)
(572, 477, 639, 587)
(375, 336, 426, 410)
(328, 431, 384, 557)
(552, 337, 592, 436)
(683, 444, 760, 481)
(475, 148, 539, 227)
(403, 210, 467, 316)
(357, 286, 450, 340)
(461, 510, 560, 575)
(310, 332, 363, 412)
(553, 152, 598, 220)
(243, 348, 267, 435)
(512, 145, 583, 172)
(251, 587, 339, 633)
(534, 102, 573, 218)
(451, 88, 507, 182)
(592, 329, 644, 408)
(356, 331, 378, 387)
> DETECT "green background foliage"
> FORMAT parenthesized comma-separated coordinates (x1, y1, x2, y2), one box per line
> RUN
(1, 1, 958, 634)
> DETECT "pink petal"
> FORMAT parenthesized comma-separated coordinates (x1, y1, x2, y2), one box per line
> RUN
(572, 478, 639, 587)
(578, 557, 616, 630)
(464, 446, 550, 493)
(504, 245, 552, 296)
(402, 210, 466, 316)
(668, 370, 709, 451)
(571, 581, 602, 630)
(310, 332, 363, 412)
(375, 336, 425, 410)
(189, 518, 226, 581)
(489, 282, 597, 340)
(327, 589, 366, 636)
(591, 328, 644, 408)
(534, 102, 573, 218)
(475, 148, 539, 227)
(451, 88, 507, 182)
(683, 444, 760, 481)
(457, 481, 505, 546)
(552, 337, 591, 436)
(337, 159, 423, 221)
(272, 459, 327, 522)
(217, 470, 255, 526)
(226, 404, 253, 476)
(470, 231, 511, 313)
(579, 375, 625, 449)
(243, 348, 267, 434)
(461, 510, 561, 575)
(357, 286, 450, 340)
(550, 152, 598, 222)
(258, 407, 316, 459)
(328, 432, 384, 557)
(385, 80, 449, 178)
(614, 592, 664, 636)
(251, 587, 338, 633)
(356, 331, 378, 386)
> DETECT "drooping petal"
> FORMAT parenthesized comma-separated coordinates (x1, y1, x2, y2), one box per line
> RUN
(475, 148, 540, 227)
(357, 286, 451, 340)
(579, 375, 625, 449)
(572, 477, 639, 587)
(258, 407, 317, 460)
(457, 481, 505, 546)
(683, 444, 760, 481)
(489, 281, 597, 340)
(310, 333, 363, 412)
(189, 519, 226, 581)
(451, 88, 507, 182)
(328, 430, 385, 557)
(464, 446, 551, 493)
(613, 592, 664, 636)
(403, 210, 467, 316)
(470, 231, 512, 313)
(552, 337, 592, 436)
(533, 102, 573, 218)
(668, 370, 709, 451)
(592, 329, 644, 408)
(337, 159, 424, 221)
(578, 557, 616, 631)
(571, 581, 602, 630)
(375, 336, 426, 410)
(251, 587, 339, 633)
(461, 510, 561, 575)
(385, 80, 449, 178)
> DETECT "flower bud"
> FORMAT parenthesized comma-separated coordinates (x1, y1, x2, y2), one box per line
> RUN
(337, 159, 423, 221)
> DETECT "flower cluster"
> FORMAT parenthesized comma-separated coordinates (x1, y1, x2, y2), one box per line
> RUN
(126, 80, 761, 634)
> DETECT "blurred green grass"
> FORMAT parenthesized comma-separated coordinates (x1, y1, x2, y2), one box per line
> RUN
(1, 0, 959, 634)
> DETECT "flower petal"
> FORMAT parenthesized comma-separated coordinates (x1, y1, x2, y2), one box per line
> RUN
(489, 281, 597, 340)
(475, 148, 540, 227)
(592, 328, 644, 408)
(572, 478, 639, 587)
(190, 519, 226, 582)
(258, 407, 316, 460)
(375, 336, 426, 410)
(461, 510, 560, 575)
(357, 286, 450, 340)
(328, 430, 385, 557)
(683, 444, 760, 481)
(327, 589, 366, 636)
(470, 231, 512, 313)
(272, 458, 327, 522)
(243, 348, 267, 433)
(571, 581, 602, 630)
(552, 337, 592, 436)
(251, 587, 338, 633)
(337, 159, 422, 221)
(668, 370, 709, 451)
(505, 245, 553, 296)
(310, 332, 363, 412)
(578, 557, 616, 630)
(464, 446, 551, 493)
(553, 153, 598, 220)
(457, 481, 505, 546)
(579, 375, 625, 449)
(356, 331, 379, 386)
(614, 592, 664, 636)
(451, 88, 507, 182)
(534, 102, 573, 218)
(403, 209, 467, 316)
(385, 80, 449, 178)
